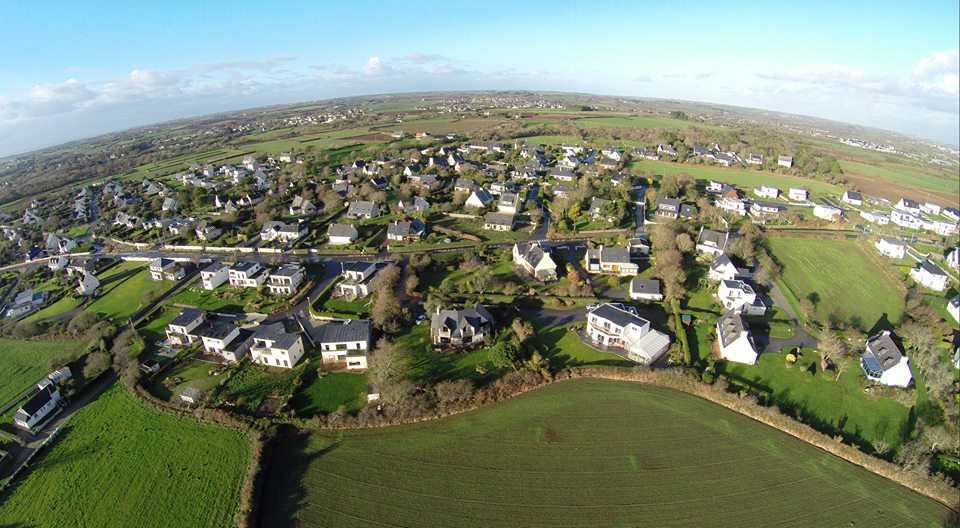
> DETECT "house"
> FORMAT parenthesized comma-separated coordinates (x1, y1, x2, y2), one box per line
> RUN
(628, 237, 650, 257)
(490, 181, 517, 196)
(947, 295, 959, 324)
(5, 289, 46, 318)
(289, 196, 317, 216)
(716, 310, 758, 364)
(874, 237, 905, 259)
(76, 272, 100, 296)
(777, 156, 794, 168)
(465, 189, 494, 209)
(403, 163, 422, 177)
(346, 201, 380, 219)
(629, 279, 663, 301)
(657, 144, 678, 156)
(909, 260, 949, 291)
(250, 323, 305, 369)
(550, 167, 575, 182)
(497, 192, 522, 214)
(317, 320, 373, 370)
(923, 218, 958, 236)
(261, 221, 306, 243)
(943, 207, 960, 222)
(386, 219, 426, 242)
(860, 210, 890, 225)
(228, 261, 267, 289)
(166, 218, 194, 237)
(841, 190, 863, 206)
(861, 331, 913, 387)
(278, 152, 296, 163)
(165, 308, 206, 346)
(788, 188, 808, 201)
(431, 303, 496, 348)
(483, 212, 515, 231)
(337, 261, 384, 299)
(813, 204, 842, 221)
(584, 245, 639, 276)
(709, 254, 742, 282)
(895, 198, 921, 215)
(585, 303, 670, 365)
(113, 211, 139, 228)
(180, 387, 202, 405)
(559, 154, 579, 169)
(454, 178, 481, 194)
(200, 263, 229, 290)
(48, 255, 68, 272)
(634, 147, 660, 161)
(409, 173, 440, 190)
(746, 153, 763, 165)
(195, 221, 222, 242)
(753, 186, 779, 199)
(890, 209, 922, 230)
(370, 176, 390, 190)
(749, 201, 783, 219)
(13, 385, 62, 431)
(327, 224, 359, 245)
(512, 242, 558, 282)
(695, 228, 730, 256)
(948, 247, 959, 269)
(588, 197, 615, 221)
(598, 157, 618, 170)
(718, 280, 766, 315)
(551, 183, 572, 198)
(656, 197, 681, 219)
(268, 264, 305, 295)
(716, 197, 747, 216)
(920, 202, 941, 215)
(194, 322, 254, 362)
(161, 197, 178, 213)
(398, 197, 430, 215)
(149, 258, 185, 281)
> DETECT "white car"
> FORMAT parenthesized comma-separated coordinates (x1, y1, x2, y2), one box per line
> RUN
(414, 314, 427, 325)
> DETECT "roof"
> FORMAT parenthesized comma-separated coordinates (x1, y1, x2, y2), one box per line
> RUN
(328, 224, 358, 237)
(658, 196, 680, 209)
(431, 303, 495, 338)
(271, 264, 304, 277)
(315, 319, 372, 344)
(879, 237, 903, 246)
(231, 261, 258, 273)
(170, 308, 204, 327)
(387, 219, 425, 237)
(865, 332, 904, 372)
(195, 322, 237, 340)
(19, 386, 58, 416)
(917, 259, 947, 277)
(629, 278, 661, 295)
(845, 190, 863, 199)
(710, 254, 735, 271)
(347, 201, 378, 215)
(717, 310, 749, 348)
(697, 228, 730, 250)
(590, 303, 649, 329)
(600, 246, 630, 263)
(202, 262, 229, 274)
(514, 242, 554, 269)
(484, 212, 515, 226)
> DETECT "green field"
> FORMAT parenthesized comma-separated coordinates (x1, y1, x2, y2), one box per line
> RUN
(840, 159, 959, 195)
(768, 236, 905, 328)
(0, 338, 85, 407)
(0, 386, 249, 528)
(628, 158, 841, 194)
(574, 115, 701, 129)
(22, 294, 83, 322)
(85, 262, 171, 322)
(292, 372, 368, 415)
(257, 379, 951, 527)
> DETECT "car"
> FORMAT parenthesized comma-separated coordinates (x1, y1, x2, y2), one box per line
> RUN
(414, 314, 426, 325)
(586, 304, 599, 312)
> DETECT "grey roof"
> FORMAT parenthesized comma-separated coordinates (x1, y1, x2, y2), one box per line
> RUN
(455, 178, 480, 191)
(589, 197, 612, 213)
(899, 198, 919, 208)
(170, 308, 205, 327)
(879, 237, 903, 246)
(342, 261, 377, 275)
(231, 261, 258, 273)
(328, 223, 358, 238)
(600, 246, 630, 263)
(514, 242, 553, 269)
(484, 212, 515, 226)
(550, 167, 574, 178)
(591, 303, 648, 329)
(710, 254, 735, 270)
(348, 201, 378, 216)
(949, 295, 960, 310)
(20, 386, 58, 415)
(195, 322, 237, 340)
(253, 322, 287, 341)
(658, 196, 680, 210)
(630, 278, 661, 296)
(315, 319, 372, 344)
(271, 264, 304, 277)
(697, 228, 730, 250)
(431, 303, 495, 338)
(917, 259, 947, 277)
(387, 219, 425, 237)
(717, 310, 749, 348)
(845, 190, 863, 200)
(865, 332, 903, 372)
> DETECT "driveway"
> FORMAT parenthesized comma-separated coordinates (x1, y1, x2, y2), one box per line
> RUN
(756, 262, 818, 353)
(529, 306, 586, 327)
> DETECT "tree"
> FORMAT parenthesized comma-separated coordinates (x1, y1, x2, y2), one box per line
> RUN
(434, 379, 474, 405)
(471, 265, 492, 294)
(404, 273, 420, 296)
(659, 174, 680, 198)
(675, 233, 694, 253)
(817, 329, 846, 380)
(67, 311, 100, 335)
(371, 288, 404, 332)
(488, 341, 518, 370)
(367, 339, 408, 387)
(83, 351, 111, 379)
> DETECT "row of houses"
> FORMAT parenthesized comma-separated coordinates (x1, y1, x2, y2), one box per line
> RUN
(198, 261, 306, 295)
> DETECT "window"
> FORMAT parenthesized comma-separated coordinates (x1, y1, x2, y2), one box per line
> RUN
(283, 360, 289, 367)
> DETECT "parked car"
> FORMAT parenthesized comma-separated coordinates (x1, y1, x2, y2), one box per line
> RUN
(415, 314, 426, 325)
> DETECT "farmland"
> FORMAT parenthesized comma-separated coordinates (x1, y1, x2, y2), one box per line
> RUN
(627, 158, 841, 194)
(768, 236, 905, 328)
(0, 386, 249, 528)
(257, 379, 951, 527)
(0, 338, 85, 407)
(573, 115, 705, 129)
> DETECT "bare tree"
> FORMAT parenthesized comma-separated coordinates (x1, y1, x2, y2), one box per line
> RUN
(817, 328, 846, 380)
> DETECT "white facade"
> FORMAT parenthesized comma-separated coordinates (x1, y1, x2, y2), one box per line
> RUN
(716, 312, 757, 365)
(787, 188, 808, 201)
(860, 210, 890, 225)
(716, 197, 747, 216)
(201, 264, 229, 290)
(909, 261, 949, 291)
(842, 191, 863, 206)
(890, 209, 922, 230)
(874, 238, 905, 259)
(813, 204, 842, 221)
(718, 280, 766, 315)
(251, 334, 305, 369)
(753, 186, 779, 199)
(585, 304, 670, 365)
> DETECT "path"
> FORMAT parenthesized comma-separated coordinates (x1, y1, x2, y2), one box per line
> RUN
(754, 258, 818, 353)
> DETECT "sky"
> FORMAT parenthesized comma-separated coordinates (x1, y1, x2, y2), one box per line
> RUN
(0, 0, 958, 157)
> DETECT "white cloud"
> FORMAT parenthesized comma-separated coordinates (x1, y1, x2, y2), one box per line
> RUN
(362, 56, 388, 76)
(913, 49, 959, 78)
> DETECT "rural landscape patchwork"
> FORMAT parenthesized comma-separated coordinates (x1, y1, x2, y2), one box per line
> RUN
(0, 2, 958, 527)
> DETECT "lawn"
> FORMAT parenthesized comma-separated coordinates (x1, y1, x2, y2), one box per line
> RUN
(149, 359, 224, 401)
(168, 281, 276, 313)
(221, 360, 304, 413)
(0, 338, 86, 408)
(840, 159, 959, 196)
(399, 325, 507, 384)
(22, 294, 83, 322)
(574, 115, 702, 129)
(85, 262, 172, 322)
(0, 386, 249, 528)
(136, 306, 181, 352)
(627, 158, 841, 194)
(291, 372, 368, 415)
(719, 351, 913, 450)
(257, 379, 951, 527)
(528, 318, 635, 369)
(768, 236, 905, 329)
(318, 295, 371, 315)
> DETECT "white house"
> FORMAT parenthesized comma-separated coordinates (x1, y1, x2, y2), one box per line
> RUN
(860, 210, 890, 225)
(229, 262, 267, 289)
(497, 192, 522, 214)
(250, 323, 305, 369)
(483, 212, 515, 231)
(268, 264, 305, 295)
(895, 198, 921, 215)
(718, 280, 766, 315)
(861, 331, 913, 388)
(200, 263, 229, 290)
(465, 189, 494, 209)
(909, 260, 949, 291)
(948, 247, 959, 270)
(777, 156, 794, 168)
(629, 279, 663, 302)
(787, 188, 808, 202)
(890, 209, 923, 230)
(947, 295, 959, 324)
(874, 237, 905, 259)
(149, 258, 184, 282)
(943, 208, 960, 222)
(346, 201, 380, 219)
(716, 197, 747, 216)
(317, 320, 373, 370)
(695, 228, 731, 256)
(5, 289, 46, 318)
(813, 204, 842, 222)
(13, 386, 62, 431)
(76, 272, 100, 296)
(165, 308, 205, 346)
(716, 310, 758, 365)
(195, 322, 252, 362)
(841, 190, 863, 206)
(327, 224, 359, 245)
(709, 254, 742, 282)
(753, 185, 779, 199)
(585, 303, 670, 365)
(920, 202, 941, 215)
(431, 303, 496, 348)
(337, 261, 383, 299)
(512, 242, 558, 282)
(261, 221, 306, 243)
(584, 246, 639, 276)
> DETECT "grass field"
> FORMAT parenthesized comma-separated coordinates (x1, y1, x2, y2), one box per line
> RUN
(574, 115, 702, 129)
(840, 159, 959, 196)
(23, 294, 83, 321)
(292, 372, 368, 415)
(720, 351, 912, 449)
(627, 159, 841, 194)
(768, 236, 905, 328)
(257, 379, 951, 527)
(0, 338, 85, 407)
(85, 262, 171, 322)
(0, 386, 249, 528)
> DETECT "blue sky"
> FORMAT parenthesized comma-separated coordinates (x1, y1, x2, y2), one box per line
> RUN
(0, 0, 958, 156)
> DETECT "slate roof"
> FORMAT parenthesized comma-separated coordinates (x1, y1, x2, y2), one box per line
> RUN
(431, 303, 495, 339)
(484, 212, 515, 226)
(717, 310, 749, 348)
(170, 308, 205, 327)
(917, 259, 947, 277)
(864, 332, 904, 372)
(328, 224, 358, 238)
(591, 303, 649, 329)
(315, 319, 372, 344)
